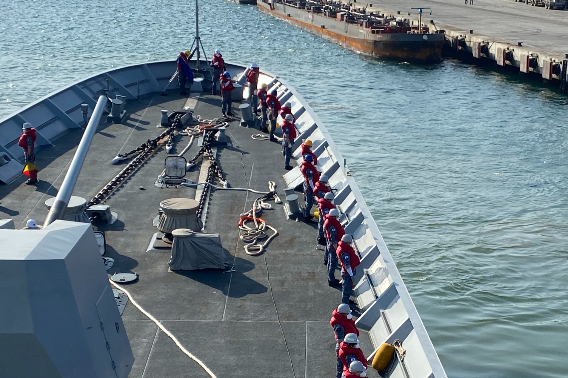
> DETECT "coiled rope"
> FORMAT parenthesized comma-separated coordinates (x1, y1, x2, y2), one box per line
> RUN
(251, 133, 270, 140)
(108, 279, 217, 378)
(392, 339, 406, 362)
(238, 183, 280, 256)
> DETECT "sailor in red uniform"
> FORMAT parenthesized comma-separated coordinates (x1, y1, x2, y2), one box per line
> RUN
(336, 234, 361, 304)
(266, 89, 281, 142)
(324, 208, 344, 286)
(257, 83, 268, 131)
(211, 49, 225, 95)
(330, 303, 359, 378)
(246, 63, 260, 115)
(300, 154, 319, 221)
(220, 71, 235, 117)
(317, 191, 335, 247)
(279, 102, 295, 124)
(313, 174, 329, 199)
(18, 122, 38, 185)
(300, 139, 317, 165)
(281, 114, 297, 170)
(338, 333, 367, 374)
(342, 361, 367, 378)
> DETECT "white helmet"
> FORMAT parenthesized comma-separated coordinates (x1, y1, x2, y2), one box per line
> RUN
(342, 234, 353, 243)
(344, 333, 359, 344)
(329, 209, 339, 217)
(214, 49, 221, 56)
(285, 114, 293, 122)
(324, 192, 334, 200)
(349, 360, 365, 373)
(284, 102, 292, 108)
(337, 303, 351, 314)
(251, 62, 258, 68)
(26, 219, 38, 228)
(319, 175, 329, 183)
(22, 122, 32, 130)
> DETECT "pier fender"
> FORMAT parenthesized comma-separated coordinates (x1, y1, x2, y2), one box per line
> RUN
(542, 60, 553, 80)
(371, 342, 395, 372)
(561, 60, 568, 93)
(520, 53, 530, 74)
(472, 42, 482, 59)
(496, 47, 506, 66)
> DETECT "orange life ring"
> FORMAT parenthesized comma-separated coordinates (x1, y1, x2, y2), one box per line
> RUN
(238, 215, 265, 227)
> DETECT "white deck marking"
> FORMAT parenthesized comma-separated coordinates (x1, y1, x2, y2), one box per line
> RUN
(117, 96, 155, 155)
(304, 321, 309, 378)
(141, 327, 160, 378)
(221, 162, 254, 321)
(183, 94, 200, 110)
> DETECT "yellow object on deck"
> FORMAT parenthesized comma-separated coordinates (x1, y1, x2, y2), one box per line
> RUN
(371, 343, 395, 372)
(267, 122, 280, 132)
(313, 209, 319, 219)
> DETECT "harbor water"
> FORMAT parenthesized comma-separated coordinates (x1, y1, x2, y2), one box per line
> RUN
(1, 1, 567, 377)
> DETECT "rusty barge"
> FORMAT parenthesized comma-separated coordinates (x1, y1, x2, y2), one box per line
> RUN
(258, 0, 445, 63)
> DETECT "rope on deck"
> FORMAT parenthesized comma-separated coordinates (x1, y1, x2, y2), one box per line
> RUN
(109, 279, 218, 378)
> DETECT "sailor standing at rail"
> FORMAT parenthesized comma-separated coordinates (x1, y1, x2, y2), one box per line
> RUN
(336, 234, 360, 304)
(330, 303, 359, 378)
(300, 139, 318, 166)
(211, 49, 225, 95)
(257, 83, 269, 131)
(318, 191, 335, 247)
(313, 174, 330, 200)
(266, 89, 281, 142)
(338, 333, 368, 374)
(176, 51, 194, 96)
(300, 154, 319, 221)
(343, 361, 367, 378)
(246, 63, 260, 115)
(19, 122, 38, 185)
(279, 102, 295, 124)
(281, 114, 296, 170)
(220, 71, 235, 117)
(324, 208, 343, 286)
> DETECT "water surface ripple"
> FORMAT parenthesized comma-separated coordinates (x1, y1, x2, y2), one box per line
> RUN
(2, 1, 568, 377)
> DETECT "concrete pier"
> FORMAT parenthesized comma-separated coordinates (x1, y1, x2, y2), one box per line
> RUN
(341, 0, 568, 88)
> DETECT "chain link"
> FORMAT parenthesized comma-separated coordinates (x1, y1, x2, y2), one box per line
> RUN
(87, 112, 186, 207)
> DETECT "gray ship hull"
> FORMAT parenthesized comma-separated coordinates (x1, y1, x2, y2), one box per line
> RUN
(0, 60, 447, 378)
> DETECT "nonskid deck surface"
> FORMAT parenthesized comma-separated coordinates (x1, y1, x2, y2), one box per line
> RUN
(0, 92, 376, 377)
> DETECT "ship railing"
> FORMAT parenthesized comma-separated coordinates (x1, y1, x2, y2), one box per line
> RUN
(265, 76, 448, 378)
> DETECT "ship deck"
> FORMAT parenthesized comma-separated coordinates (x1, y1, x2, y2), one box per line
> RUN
(0, 90, 376, 377)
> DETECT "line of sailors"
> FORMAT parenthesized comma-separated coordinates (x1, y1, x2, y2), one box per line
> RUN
(214, 58, 367, 377)
(211, 51, 264, 121)
(184, 54, 367, 376)
(296, 139, 367, 378)
(210, 55, 291, 143)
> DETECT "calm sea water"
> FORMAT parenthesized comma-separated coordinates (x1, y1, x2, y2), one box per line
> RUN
(2, 1, 568, 377)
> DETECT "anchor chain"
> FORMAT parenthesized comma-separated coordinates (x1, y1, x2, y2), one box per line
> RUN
(87, 112, 186, 207)
(195, 129, 227, 222)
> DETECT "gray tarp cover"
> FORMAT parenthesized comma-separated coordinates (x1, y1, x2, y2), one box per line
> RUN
(169, 230, 227, 270)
